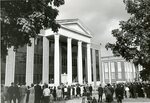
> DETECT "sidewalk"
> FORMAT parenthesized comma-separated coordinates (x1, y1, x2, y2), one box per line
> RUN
(53, 91, 150, 103)
(53, 97, 150, 103)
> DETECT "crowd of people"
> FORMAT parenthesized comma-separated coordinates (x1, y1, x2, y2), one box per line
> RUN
(1, 81, 150, 103)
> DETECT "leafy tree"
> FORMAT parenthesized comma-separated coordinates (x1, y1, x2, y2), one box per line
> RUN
(106, 0, 150, 81)
(1, 0, 64, 58)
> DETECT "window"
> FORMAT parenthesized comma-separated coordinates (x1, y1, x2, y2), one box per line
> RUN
(117, 62, 122, 72)
(117, 62, 122, 79)
(104, 63, 108, 72)
(111, 72, 115, 79)
(118, 73, 122, 79)
(104, 63, 109, 79)
(110, 62, 115, 79)
(105, 72, 109, 79)
(111, 62, 115, 72)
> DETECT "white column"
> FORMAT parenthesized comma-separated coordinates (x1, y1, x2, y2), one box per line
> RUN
(102, 62, 105, 85)
(42, 37, 49, 84)
(54, 34, 60, 86)
(92, 49, 96, 87)
(5, 46, 16, 86)
(26, 38, 34, 86)
(87, 44, 92, 83)
(108, 62, 112, 84)
(98, 49, 103, 84)
(67, 37, 72, 85)
(132, 64, 136, 80)
(78, 41, 83, 84)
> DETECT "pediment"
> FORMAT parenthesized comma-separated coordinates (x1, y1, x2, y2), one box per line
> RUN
(57, 19, 92, 38)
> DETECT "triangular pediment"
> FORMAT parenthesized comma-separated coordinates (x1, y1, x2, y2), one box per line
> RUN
(62, 23, 87, 34)
(57, 19, 92, 38)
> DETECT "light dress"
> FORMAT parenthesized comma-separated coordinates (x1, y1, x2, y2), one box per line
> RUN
(125, 87, 130, 98)
(57, 89, 62, 98)
(28, 87, 35, 103)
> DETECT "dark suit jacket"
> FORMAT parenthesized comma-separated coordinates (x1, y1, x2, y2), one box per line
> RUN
(34, 84, 42, 99)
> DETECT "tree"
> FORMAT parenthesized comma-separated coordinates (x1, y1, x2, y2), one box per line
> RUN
(106, 0, 150, 81)
(1, 0, 64, 58)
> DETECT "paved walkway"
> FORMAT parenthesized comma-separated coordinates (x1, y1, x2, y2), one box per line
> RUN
(53, 97, 150, 103)
(53, 91, 150, 103)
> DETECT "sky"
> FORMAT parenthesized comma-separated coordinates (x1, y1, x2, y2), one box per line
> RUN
(57, 0, 130, 56)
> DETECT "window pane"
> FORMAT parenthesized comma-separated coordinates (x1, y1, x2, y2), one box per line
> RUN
(104, 63, 108, 72)
(117, 62, 122, 72)
(111, 62, 115, 72)
(118, 72, 122, 79)
(111, 72, 115, 79)
(105, 72, 108, 79)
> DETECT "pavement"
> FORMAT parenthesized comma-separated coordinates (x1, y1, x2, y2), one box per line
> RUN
(53, 91, 150, 103)
(53, 97, 150, 103)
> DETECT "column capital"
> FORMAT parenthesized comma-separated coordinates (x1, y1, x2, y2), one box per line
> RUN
(78, 41, 82, 45)
(54, 34, 60, 39)
(92, 48, 95, 51)
(67, 37, 72, 42)
(87, 43, 91, 47)
(68, 37, 72, 40)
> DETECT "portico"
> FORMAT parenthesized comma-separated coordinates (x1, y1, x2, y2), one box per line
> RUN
(39, 19, 93, 86)
(3, 19, 102, 86)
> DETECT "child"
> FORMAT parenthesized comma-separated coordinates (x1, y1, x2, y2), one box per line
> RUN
(81, 97, 87, 103)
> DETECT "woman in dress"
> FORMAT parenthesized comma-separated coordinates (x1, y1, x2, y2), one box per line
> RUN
(28, 84, 35, 103)
(56, 86, 62, 101)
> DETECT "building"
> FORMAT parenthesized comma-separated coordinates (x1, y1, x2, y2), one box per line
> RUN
(1, 19, 138, 86)
(1, 19, 102, 86)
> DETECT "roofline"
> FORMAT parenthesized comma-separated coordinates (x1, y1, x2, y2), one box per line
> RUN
(61, 25, 92, 38)
(56, 19, 93, 37)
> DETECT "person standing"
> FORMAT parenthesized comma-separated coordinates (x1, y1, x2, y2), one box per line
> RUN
(19, 83, 27, 103)
(124, 85, 129, 98)
(104, 84, 112, 103)
(92, 97, 97, 103)
(67, 86, 71, 99)
(43, 84, 50, 103)
(97, 84, 103, 102)
(34, 82, 42, 103)
(108, 84, 114, 102)
(56, 87, 62, 101)
(76, 85, 81, 97)
(89, 85, 93, 96)
(53, 86, 57, 101)
(26, 86, 30, 103)
(81, 97, 87, 103)
(14, 83, 20, 103)
(115, 84, 124, 103)
(72, 85, 75, 98)
(61, 86, 65, 99)
(83, 86, 87, 96)
(7, 82, 15, 103)
(28, 84, 35, 103)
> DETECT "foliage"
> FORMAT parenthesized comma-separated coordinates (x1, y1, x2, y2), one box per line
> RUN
(106, 0, 150, 80)
(1, 0, 64, 58)
(140, 69, 150, 81)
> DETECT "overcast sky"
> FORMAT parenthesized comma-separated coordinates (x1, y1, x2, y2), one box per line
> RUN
(57, 0, 130, 56)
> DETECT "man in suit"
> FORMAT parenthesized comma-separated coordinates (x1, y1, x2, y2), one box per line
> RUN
(98, 84, 103, 102)
(89, 84, 93, 96)
(76, 85, 81, 97)
(13, 83, 20, 103)
(34, 82, 42, 103)
(115, 84, 124, 103)
(7, 82, 15, 103)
